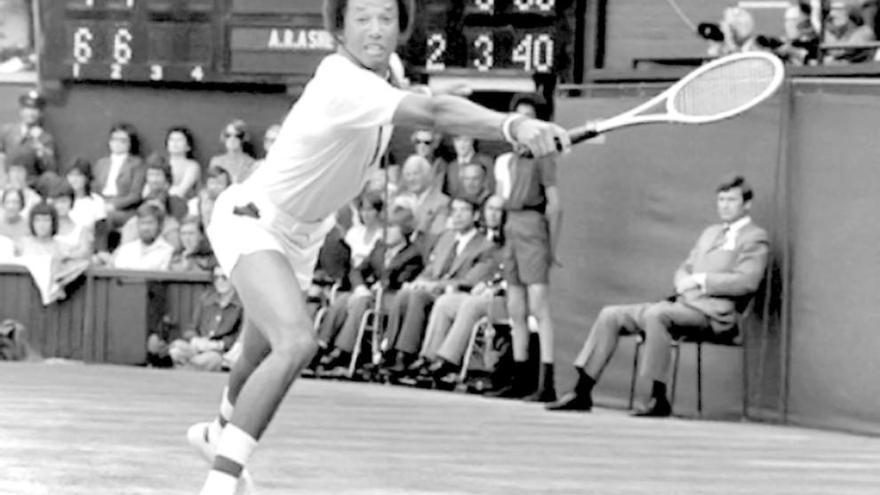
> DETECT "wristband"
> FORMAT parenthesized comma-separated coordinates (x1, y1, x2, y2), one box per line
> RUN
(501, 113, 525, 145)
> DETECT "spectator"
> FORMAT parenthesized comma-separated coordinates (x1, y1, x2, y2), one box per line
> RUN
(344, 193, 384, 266)
(460, 162, 491, 207)
(208, 119, 256, 184)
(310, 221, 353, 306)
(16, 201, 63, 259)
(381, 196, 498, 375)
(248, 124, 281, 180)
(170, 216, 215, 272)
(188, 166, 231, 228)
(119, 155, 186, 250)
(775, 4, 820, 65)
(547, 176, 769, 416)
(706, 7, 760, 57)
(4, 156, 42, 218)
(444, 134, 494, 198)
(410, 128, 447, 185)
(316, 211, 423, 373)
(489, 94, 562, 402)
(407, 195, 506, 380)
(65, 158, 106, 227)
(163, 126, 201, 198)
(166, 265, 244, 371)
(394, 154, 450, 247)
(100, 203, 174, 270)
(48, 183, 93, 260)
(91, 123, 145, 229)
(0, 90, 57, 189)
(823, 2, 877, 64)
(0, 188, 28, 241)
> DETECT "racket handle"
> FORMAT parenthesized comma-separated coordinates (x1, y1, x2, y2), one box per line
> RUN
(520, 123, 601, 158)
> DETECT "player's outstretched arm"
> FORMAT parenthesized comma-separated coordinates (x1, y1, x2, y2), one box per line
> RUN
(392, 94, 570, 158)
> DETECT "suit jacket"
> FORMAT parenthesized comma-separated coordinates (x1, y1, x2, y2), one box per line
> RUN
(421, 229, 497, 291)
(351, 240, 424, 291)
(91, 155, 146, 210)
(674, 220, 769, 332)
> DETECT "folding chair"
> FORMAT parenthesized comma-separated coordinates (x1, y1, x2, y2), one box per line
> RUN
(347, 286, 385, 378)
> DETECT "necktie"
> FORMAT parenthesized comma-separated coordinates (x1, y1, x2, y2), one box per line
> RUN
(438, 239, 460, 278)
(710, 225, 730, 250)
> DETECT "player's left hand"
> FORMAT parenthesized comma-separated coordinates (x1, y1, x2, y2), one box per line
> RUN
(512, 118, 571, 158)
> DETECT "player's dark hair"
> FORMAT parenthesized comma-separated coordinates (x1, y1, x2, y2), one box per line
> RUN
(716, 175, 753, 202)
(323, 0, 416, 42)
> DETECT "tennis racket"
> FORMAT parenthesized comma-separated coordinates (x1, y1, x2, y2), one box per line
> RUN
(527, 51, 785, 156)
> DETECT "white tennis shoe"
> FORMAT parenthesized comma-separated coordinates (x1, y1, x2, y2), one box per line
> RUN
(187, 421, 256, 494)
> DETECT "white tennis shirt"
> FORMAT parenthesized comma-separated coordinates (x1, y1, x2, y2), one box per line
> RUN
(244, 54, 407, 222)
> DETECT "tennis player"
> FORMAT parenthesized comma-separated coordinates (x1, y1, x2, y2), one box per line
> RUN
(190, 0, 570, 493)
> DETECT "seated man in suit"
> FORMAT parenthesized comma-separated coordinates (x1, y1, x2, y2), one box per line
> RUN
(393, 154, 450, 252)
(382, 196, 498, 374)
(316, 211, 424, 373)
(547, 175, 769, 417)
(407, 194, 505, 379)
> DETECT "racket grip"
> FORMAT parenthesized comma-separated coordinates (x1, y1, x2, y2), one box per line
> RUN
(520, 124, 601, 158)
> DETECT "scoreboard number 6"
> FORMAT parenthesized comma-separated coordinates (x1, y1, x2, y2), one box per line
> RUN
(111, 28, 133, 79)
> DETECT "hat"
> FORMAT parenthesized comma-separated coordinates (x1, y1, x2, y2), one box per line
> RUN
(19, 89, 46, 109)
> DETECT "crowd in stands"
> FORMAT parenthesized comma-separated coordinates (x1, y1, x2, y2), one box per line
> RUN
(699, 0, 880, 65)
(0, 86, 768, 418)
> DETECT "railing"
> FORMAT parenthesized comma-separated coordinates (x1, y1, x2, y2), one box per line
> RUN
(0, 265, 211, 364)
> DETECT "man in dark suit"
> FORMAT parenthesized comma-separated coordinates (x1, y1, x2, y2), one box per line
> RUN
(0, 90, 58, 191)
(382, 196, 498, 373)
(91, 124, 146, 228)
(547, 175, 769, 417)
(317, 212, 424, 371)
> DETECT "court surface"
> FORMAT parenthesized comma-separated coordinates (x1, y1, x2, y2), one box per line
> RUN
(2, 361, 879, 495)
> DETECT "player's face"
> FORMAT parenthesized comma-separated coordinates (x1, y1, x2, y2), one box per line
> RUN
(716, 188, 749, 223)
(342, 0, 400, 73)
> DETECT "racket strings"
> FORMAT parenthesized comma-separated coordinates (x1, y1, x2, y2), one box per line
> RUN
(672, 58, 777, 117)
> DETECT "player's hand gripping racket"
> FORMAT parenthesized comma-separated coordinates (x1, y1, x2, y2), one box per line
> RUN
(524, 52, 785, 157)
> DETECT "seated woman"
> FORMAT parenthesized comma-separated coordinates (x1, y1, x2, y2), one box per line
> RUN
(315, 211, 423, 374)
(48, 183, 94, 261)
(163, 126, 202, 199)
(66, 158, 108, 230)
(16, 201, 63, 259)
(170, 216, 215, 272)
(0, 188, 30, 241)
(344, 192, 384, 267)
(208, 119, 256, 183)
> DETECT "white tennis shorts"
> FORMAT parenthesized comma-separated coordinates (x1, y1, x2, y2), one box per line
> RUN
(207, 184, 336, 289)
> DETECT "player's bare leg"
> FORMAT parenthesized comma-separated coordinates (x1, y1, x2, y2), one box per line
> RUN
(199, 250, 319, 495)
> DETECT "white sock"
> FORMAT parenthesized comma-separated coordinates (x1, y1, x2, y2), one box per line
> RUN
(215, 424, 258, 466)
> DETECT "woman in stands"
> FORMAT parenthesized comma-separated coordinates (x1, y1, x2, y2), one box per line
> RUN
(16, 201, 63, 259)
(163, 125, 202, 199)
(189, 1, 570, 493)
(209, 119, 256, 184)
(48, 183, 93, 261)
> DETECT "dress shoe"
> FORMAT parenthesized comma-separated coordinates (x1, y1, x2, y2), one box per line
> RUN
(545, 391, 592, 412)
(407, 357, 429, 374)
(429, 359, 457, 380)
(523, 386, 557, 403)
(631, 396, 672, 418)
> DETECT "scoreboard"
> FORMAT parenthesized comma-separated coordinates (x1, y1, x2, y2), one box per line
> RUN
(39, 0, 582, 87)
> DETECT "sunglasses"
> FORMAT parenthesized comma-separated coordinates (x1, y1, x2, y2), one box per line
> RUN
(413, 138, 433, 145)
(224, 131, 244, 139)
